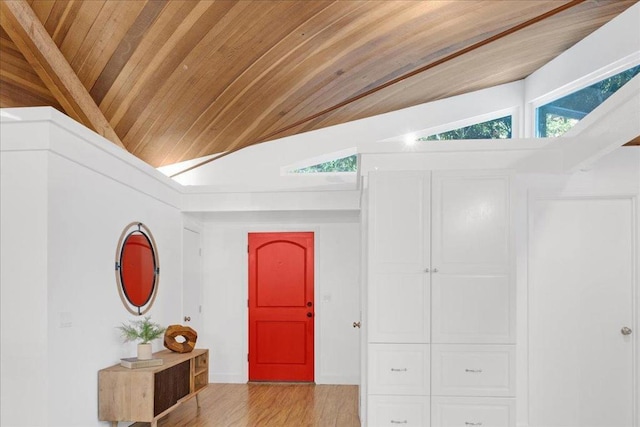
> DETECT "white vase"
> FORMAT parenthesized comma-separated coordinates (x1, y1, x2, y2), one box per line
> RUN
(137, 343, 153, 360)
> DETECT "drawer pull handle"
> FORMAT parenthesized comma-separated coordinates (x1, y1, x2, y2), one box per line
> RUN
(465, 369, 483, 373)
(390, 421, 408, 424)
(465, 423, 482, 426)
(390, 368, 408, 372)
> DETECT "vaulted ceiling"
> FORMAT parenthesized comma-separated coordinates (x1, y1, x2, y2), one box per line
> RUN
(0, 0, 637, 168)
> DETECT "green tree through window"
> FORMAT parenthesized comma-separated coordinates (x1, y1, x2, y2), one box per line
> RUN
(537, 65, 640, 137)
(291, 154, 357, 173)
(417, 115, 512, 141)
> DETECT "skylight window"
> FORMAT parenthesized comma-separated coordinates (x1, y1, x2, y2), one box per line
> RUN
(536, 65, 640, 137)
(417, 115, 512, 141)
(290, 154, 357, 173)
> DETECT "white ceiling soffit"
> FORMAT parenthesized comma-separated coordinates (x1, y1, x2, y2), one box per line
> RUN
(157, 152, 224, 178)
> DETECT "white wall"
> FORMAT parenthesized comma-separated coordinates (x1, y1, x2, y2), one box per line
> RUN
(1, 109, 185, 427)
(1, 151, 50, 427)
(183, 188, 360, 213)
(198, 211, 361, 384)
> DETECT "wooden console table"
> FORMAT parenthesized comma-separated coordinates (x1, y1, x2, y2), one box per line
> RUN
(98, 349, 209, 427)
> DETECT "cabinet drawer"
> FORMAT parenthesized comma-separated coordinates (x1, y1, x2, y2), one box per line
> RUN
(431, 345, 515, 397)
(368, 395, 430, 427)
(369, 344, 429, 395)
(431, 397, 515, 427)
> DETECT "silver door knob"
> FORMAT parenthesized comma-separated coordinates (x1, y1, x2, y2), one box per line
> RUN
(353, 321, 361, 328)
(432, 268, 439, 273)
(184, 316, 191, 322)
(621, 326, 632, 335)
(424, 268, 430, 273)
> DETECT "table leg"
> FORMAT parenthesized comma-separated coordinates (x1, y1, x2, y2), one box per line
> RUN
(196, 393, 201, 412)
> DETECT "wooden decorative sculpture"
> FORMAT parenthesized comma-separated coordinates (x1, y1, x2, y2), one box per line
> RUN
(164, 324, 198, 353)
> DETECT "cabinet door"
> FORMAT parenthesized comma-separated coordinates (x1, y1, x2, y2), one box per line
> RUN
(431, 171, 513, 344)
(154, 360, 190, 416)
(369, 171, 430, 274)
(432, 171, 510, 275)
(368, 171, 430, 343)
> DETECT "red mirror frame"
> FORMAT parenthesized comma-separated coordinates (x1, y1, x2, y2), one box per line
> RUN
(115, 222, 160, 315)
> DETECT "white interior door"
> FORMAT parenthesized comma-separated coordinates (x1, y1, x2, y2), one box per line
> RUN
(529, 196, 636, 427)
(183, 228, 203, 334)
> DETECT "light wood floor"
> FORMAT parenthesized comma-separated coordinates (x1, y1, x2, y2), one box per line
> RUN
(134, 383, 360, 427)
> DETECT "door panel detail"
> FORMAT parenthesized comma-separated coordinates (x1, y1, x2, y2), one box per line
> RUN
(249, 232, 314, 382)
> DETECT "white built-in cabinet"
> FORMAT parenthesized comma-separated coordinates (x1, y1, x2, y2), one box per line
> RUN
(366, 170, 515, 427)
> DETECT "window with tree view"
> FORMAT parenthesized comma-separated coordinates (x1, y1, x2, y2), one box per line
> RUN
(417, 115, 512, 141)
(291, 154, 357, 173)
(536, 65, 640, 137)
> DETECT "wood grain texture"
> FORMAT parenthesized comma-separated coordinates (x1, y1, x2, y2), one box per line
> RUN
(164, 324, 198, 353)
(0, 0, 125, 148)
(154, 361, 191, 416)
(283, 0, 634, 137)
(99, 349, 209, 424)
(0, 26, 61, 109)
(1, 0, 636, 167)
(89, 0, 166, 104)
(131, 383, 359, 427)
(243, 0, 589, 149)
(625, 135, 640, 146)
(237, 0, 635, 148)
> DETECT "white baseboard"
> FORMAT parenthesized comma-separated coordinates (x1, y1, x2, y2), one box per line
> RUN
(209, 373, 360, 385)
(210, 373, 246, 383)
(315, 375, 360, 385)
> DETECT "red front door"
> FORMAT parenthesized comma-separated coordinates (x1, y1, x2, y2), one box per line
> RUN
(248, 232, 314, 382)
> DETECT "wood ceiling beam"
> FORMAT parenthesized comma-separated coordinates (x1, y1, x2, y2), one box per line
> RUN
(0, 0, 126, 149)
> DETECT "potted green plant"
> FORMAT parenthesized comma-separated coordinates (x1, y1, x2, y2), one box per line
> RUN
(118, 316, 166, 360)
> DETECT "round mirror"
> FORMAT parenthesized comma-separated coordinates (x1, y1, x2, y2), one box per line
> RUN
(115, 222, 159, 315)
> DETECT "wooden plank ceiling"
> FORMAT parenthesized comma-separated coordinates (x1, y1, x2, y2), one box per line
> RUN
(0, 0, 637, 168)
